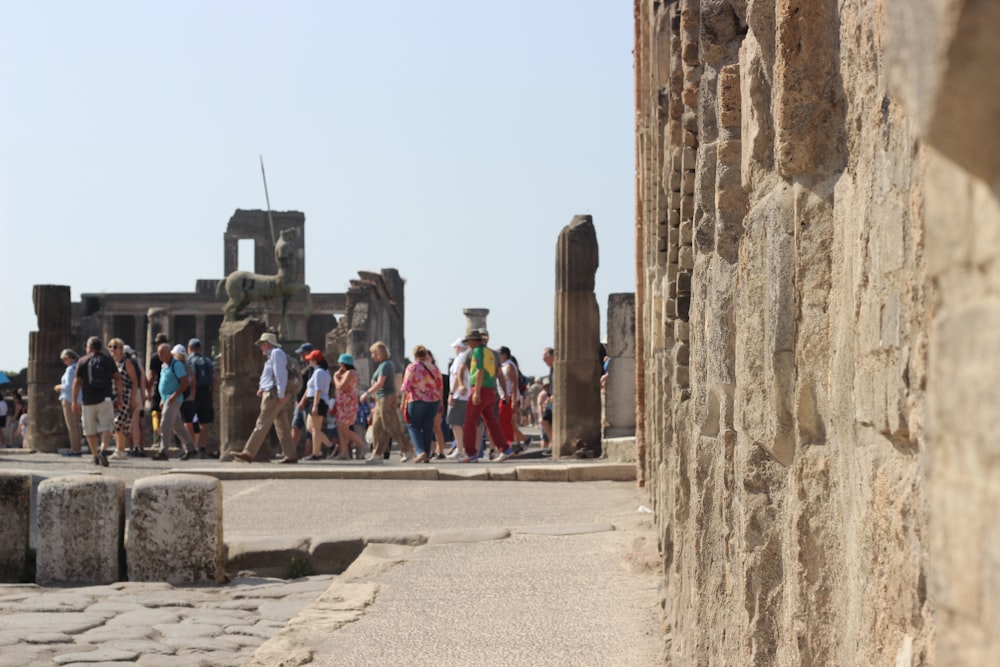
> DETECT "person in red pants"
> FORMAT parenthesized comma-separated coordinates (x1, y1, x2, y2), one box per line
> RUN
(460, 330, 512, 463)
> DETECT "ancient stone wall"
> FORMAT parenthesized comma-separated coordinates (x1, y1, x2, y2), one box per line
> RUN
(635, 1, 999, 664)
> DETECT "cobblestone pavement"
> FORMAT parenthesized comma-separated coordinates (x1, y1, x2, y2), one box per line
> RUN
(0, 575, 335, 667)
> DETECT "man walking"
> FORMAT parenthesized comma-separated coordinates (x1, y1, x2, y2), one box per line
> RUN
(460, 330, 512, 463)
(185, 338, 217, 458)
(71, 336, 124, 467)
(152, 342, 196, 461)
(231, 332, 298, 464)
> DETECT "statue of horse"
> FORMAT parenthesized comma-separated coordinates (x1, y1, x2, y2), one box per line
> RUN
(216, 228, 312, 339)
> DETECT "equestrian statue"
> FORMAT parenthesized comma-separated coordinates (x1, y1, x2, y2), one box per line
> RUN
(216, 227, 312, 340)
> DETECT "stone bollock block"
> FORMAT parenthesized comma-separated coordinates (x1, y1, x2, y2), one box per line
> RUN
(37, 475, 126, 584)
(0, 472, 31, 582)
(128, 474, 224, 583)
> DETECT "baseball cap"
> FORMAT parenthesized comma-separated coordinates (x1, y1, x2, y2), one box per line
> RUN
(188, 338, 202, 349)
(294, 342, 315, 355)
(171, 344, 187, 356)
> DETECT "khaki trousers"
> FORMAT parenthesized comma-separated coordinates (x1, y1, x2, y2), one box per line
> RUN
(371, 394, 413, 456)
(242, 389, 296, 459)
(61, 399, 83, 452)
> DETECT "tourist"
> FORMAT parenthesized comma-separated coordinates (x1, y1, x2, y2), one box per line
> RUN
(174, 344, 201, 460)
(445, 337, 470, 459)
(497, 346, 528, 448)
(425, 349, 449, 459)
(152, 342, 197, 461)
(146, 332, 170, 447)
(231, 332, 298, 464)
(186, 338, 217, 458)
(360, 341, 413, 464)
(331, 353, 367, 459)
(0, 393, 6, 447)
(300, 350, 332, 461)
(400, 344, 443, 464)
(71, 336, 124, 467)
(460, 330, 512, 463)
(290, 342, 316, 459)
(123, 345, 147, 456)
(55, 348, 84, 455)
(108, 338, 140, 461)
(540, 347, 554, 445)
(537, 377, 550, 446)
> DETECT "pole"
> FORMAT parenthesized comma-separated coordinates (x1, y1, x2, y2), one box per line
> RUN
(260, 155, 276, 248)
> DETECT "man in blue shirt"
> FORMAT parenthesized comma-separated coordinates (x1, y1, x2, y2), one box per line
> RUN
(152, 343, 196, 461)
(232, 332, 298, 464)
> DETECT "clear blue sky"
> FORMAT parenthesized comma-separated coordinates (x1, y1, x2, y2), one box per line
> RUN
(0, 1, 635, 378)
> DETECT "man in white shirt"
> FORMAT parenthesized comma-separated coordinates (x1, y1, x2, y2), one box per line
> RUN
(231, 332, 298, 464)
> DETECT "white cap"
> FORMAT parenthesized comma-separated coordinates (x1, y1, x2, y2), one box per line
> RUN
(171, 344, 187, 356)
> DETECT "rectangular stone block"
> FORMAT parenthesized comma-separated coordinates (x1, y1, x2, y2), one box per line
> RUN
(675, 319, 690, 342)
(682, 170, 696, 195)
(680, 221, 693, 245)
(515, 466, 569, 482)
(567, 463, 637, 482)
(37, 476, 125, 584)
(0, 473, 31, 582)
(128, 474, 224, 583)
(679, 246, 695, 270)
(680, 193, 695, 220)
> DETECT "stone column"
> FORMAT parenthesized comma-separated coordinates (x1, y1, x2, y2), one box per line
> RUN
(553, 215, 601, 458)
(0, 472, 31, 582)
(463, 308, 490, 334)
(218, 319, 266, 460)
(28, 285, 72, 452)
(605, 293, 636, 438)
(146, 307, 170, 366)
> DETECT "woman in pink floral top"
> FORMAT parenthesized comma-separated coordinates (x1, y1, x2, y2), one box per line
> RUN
(331, 353, 368, 459)
(401, 345, 443, 463)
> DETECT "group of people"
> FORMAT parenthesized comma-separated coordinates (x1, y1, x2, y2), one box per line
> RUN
(51, 328, 555, 467)
(55, 334, 216, 466)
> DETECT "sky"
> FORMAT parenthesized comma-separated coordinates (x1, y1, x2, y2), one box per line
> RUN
(0, 1, 635, 379)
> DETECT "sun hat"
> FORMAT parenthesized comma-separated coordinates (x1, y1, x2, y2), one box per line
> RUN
(294, 342, 314, 355)
(337, 353, 355, 366)
(256, 332, 279, 347)
(463, 330, 484, 342)
(304, 349, 325, 362)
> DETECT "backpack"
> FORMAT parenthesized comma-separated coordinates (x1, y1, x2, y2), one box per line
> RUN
(87, 353, 112, 393)
(190, 352, 213, 387)
(518, 369, 529, 395)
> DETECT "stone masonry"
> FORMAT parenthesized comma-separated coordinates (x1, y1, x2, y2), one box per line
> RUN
(635, 1, 999, 665)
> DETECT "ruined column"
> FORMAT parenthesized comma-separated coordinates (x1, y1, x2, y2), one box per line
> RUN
(218, 318, 266, 460)
(28, 285, 72, 452)
(553, 215, 601, 458)
(462, 308, 490, 334)
(145, 307, 170, 365)
(604, 293, 636, 438)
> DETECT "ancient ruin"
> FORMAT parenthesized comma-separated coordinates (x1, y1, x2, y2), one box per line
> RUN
(635, 1, 999, 664)
(28, 209, 405, 453)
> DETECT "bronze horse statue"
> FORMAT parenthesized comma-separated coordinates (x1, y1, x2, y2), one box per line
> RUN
(217, 228, 312, 339)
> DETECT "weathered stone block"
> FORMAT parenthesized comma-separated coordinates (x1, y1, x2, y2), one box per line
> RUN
(128, 474, 224, 583)
(37, 475, 125, 584)
(226, 536, 310, 579)
(0, 473, 31, 582)
(679, 247, 695, 270)
(309, 537, 366, 575)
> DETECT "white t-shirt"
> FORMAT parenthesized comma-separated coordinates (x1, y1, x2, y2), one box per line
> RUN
(450, 352, 470, 401)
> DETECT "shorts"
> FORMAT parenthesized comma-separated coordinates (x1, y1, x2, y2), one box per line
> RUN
(180, 400, 197, 424)
(446, 400, 467, 427)
(0, 416, 6, 428)
(292, 406, 308, 431)
(188, 390, 214, 424)
(82, 399, 115, 436)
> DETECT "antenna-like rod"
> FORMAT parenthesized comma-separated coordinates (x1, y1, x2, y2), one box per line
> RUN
(260, 155, 276, 248)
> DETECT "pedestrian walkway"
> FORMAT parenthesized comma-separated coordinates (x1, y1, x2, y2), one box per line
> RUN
(1, 452, 664, 666)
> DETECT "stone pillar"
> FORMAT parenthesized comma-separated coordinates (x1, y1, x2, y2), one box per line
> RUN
(146, 307, 170, 366)
(553, 215, 601, 458)
(463, 308, 490, 334)
(218, 318, 266, 460)
(605, 293, 636, 438)
(195, 314, 206, 344)
(128, 474, 224, 583)
(0, 473, 31, 582)
(28, 285, 72, 452)
(37, 475, 126, 584)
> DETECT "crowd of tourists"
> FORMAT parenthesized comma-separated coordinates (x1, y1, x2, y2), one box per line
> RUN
(51, 329, 555, 467)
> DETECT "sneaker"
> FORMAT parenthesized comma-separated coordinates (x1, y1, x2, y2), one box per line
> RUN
(231, 451, 254, 463)
(303, 454, 323, 461)
(109, 450, 128, 461)
(364, 455, 383, 465)
(445, 448, 462, 460)
(459, 453, 479, 463)
(400, 454, 409, 463)
(151, 450, 170, 461)
(199, 448, 207, 459)
(97, 450, 109, 467)
(129, 448, 146, 457)
(435, 453, 447, 460)
(179, 449, 192, 461)
(413, 452, 428, 464)
(495, 447, 515, 463)
(93, 455, 101, 466)
(277, 458, 299, 464)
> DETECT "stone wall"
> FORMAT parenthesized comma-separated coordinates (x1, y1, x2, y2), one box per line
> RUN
(635, 1, 998, 665)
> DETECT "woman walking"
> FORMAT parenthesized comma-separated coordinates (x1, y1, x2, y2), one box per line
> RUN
(401, 345, 443, 463)
(360, 341, 414, 464)
(108, 338, 139, 461)
(300, 350, 332, 461)
(331, 353, 367, 459)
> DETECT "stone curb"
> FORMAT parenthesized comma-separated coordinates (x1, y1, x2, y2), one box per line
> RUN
(167, 462, 636, 483)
